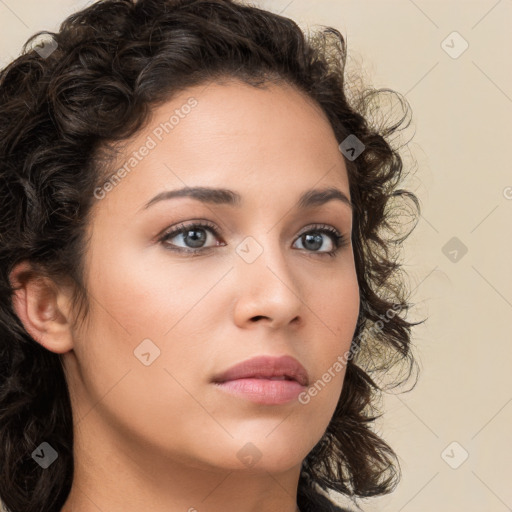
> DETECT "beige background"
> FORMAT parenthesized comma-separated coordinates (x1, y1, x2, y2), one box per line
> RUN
(1, 1, 511, 511)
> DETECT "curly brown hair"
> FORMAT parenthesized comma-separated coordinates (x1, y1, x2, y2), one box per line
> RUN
(0, 1, 423, 511)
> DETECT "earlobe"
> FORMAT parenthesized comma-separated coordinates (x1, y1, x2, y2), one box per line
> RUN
(9, 261, 75, 354)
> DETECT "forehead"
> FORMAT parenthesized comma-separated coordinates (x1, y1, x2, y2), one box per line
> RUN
(92, 79, 350, 217)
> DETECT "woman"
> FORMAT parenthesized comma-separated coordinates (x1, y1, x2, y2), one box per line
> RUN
(0, 1, 422, 511)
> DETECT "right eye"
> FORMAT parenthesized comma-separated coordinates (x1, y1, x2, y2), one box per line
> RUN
(158, 221, 225, 253)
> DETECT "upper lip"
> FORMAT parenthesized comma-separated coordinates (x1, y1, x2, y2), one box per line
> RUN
(212, 355, 309, 387)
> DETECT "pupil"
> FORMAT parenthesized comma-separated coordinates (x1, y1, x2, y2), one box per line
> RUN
(304, 233, 322, 251)
(185, 229, 206, 248)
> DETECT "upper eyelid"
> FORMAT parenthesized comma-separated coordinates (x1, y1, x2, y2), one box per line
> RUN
(161, 221, 345, 244)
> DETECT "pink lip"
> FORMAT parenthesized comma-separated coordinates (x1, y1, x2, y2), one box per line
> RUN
(212, 355, 309, 405)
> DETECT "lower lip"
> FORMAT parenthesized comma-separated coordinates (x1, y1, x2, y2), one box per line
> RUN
(214, 378, 306, 405)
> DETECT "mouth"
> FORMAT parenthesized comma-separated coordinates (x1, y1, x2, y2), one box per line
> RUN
(211, 355, 309, 405)
(212, 354, 309, 386)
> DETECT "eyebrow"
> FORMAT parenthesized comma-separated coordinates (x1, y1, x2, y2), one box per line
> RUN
(142, 186, 353, 212)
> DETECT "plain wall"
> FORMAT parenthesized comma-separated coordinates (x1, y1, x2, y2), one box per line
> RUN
(1, 1, 511, 511)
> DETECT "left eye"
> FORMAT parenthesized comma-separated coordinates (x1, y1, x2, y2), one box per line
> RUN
(293, 230, 338, 253)
(159, 222, 346, 255)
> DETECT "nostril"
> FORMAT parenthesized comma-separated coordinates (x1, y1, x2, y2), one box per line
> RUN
(250, 315, 267, 322)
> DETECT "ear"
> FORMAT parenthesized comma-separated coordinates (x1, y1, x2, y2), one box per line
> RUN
(9, 261, 75, 354)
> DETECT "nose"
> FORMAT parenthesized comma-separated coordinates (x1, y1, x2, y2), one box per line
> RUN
(231, 236, 304, 330)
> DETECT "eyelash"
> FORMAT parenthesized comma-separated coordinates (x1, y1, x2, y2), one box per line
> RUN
(158, 220, 349, 258)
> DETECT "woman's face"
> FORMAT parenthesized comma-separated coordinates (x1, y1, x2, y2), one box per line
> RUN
(63, 79, 360, 475)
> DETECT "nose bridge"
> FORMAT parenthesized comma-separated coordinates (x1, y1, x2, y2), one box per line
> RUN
(232, 232, 304, 326)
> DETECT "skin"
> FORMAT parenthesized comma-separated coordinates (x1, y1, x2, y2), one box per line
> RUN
(10, 79, 360, 512)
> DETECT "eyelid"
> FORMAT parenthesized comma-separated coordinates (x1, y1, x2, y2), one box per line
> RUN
(157, 218, 222, 240)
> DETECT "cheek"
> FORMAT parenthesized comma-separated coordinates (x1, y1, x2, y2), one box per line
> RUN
(75, 243, 231, 402)
(84, 239, 230, 339)
(312, 263, 360, 346)
(68, 247, 225, 447)
(304, 265, 360, 400)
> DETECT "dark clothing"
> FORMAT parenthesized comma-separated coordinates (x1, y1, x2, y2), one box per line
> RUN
(299, 490, 355, 512)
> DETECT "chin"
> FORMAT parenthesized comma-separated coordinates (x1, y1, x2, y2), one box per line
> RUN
(206, 436, 314, 474)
